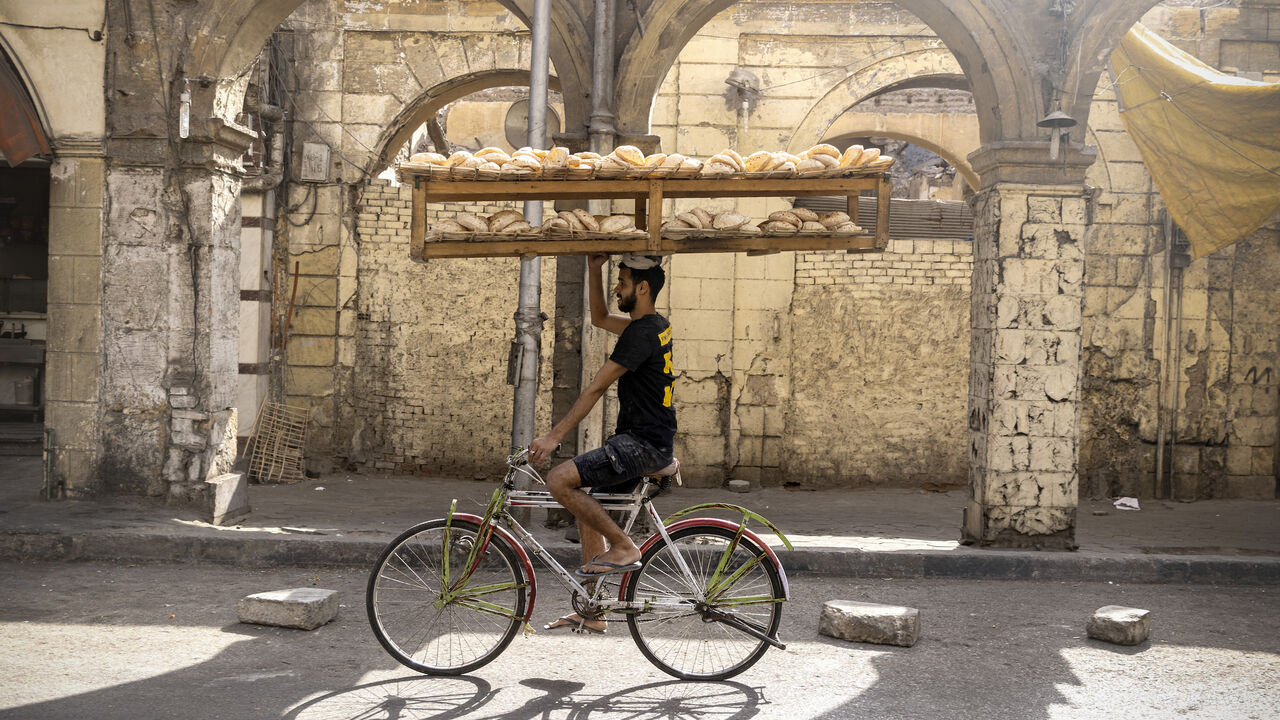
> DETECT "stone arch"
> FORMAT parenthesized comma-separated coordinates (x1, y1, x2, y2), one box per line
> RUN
(1060, 0, 1166, 140)
(0, 35, 51, 137)
(786, 44, 979, 186)
(187, 0, 593, 140)
(371, 70, 564, 171)
(615, 0, 1031, 144)
(812, 120, 981, 191)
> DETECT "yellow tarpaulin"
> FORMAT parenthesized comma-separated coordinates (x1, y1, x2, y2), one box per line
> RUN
(1110, 23, 1280, 258)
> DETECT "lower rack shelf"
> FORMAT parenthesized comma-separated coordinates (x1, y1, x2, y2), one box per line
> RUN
(412, 231, 880, 260)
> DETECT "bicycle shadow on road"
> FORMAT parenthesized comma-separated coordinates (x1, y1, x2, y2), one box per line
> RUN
(283, 676, 767, 719)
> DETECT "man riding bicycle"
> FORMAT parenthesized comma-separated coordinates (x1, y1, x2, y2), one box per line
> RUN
(529, 252, 676, 633)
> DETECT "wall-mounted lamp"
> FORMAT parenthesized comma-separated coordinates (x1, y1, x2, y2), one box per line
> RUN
(1037, 110, 1077, 160)
(725, 69, 761, 129)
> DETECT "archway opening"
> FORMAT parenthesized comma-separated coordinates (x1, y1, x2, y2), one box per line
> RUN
(0, 47, 50, 456)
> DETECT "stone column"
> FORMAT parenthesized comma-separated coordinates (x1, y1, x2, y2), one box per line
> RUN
(100, 111, 252, 500)
(963, 140, 1098, 548)
(45, 145, 107, 497)
(963, 182, 1089, 548)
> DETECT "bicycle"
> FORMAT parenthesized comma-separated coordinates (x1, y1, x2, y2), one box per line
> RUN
(366, 447, 794, 681)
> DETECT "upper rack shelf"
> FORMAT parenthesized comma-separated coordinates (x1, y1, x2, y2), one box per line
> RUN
(402, 170, 891, 260)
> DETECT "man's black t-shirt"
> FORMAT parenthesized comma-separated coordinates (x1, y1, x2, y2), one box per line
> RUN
(609, 313, 677, 449)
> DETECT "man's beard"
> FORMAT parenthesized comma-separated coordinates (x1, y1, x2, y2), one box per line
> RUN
(617, 290, 637, 313)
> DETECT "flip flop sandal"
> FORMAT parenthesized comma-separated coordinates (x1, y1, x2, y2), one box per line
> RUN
(574, 554, 643, 579)
(543, 615, 607, 635)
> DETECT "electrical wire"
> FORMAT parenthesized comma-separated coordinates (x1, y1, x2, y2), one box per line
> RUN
(0, 20, 104, 41)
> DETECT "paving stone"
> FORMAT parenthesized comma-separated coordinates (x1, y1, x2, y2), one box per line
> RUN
(1087, 605, 1150, 645)
(237, 588, 340, 630)
(205, 472, 249, 526)
(819, 600, 920, 647)
(728, 479, 751, 493)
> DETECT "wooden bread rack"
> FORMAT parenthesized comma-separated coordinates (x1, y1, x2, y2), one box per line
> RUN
(403, 171, 891, 260)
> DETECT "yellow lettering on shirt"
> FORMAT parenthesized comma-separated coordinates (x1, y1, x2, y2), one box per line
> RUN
(663, 385, 672, 407)
(658, 326, 672, 345)
(663, 351, 673, 374)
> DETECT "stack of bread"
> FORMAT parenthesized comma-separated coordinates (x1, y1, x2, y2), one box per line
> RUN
(432, 210, 534, 236)
(795, 143, 895, 174)
(598, 145, 702, 177)
(701, 149, 800, 176)
(660, 207, 761, 235)
(407, 146, 603, 177)
(543, 209, 646, 235)
(759, 208, 863, 235)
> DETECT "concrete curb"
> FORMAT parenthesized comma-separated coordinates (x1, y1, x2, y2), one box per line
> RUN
(4, 529, 1278, 585)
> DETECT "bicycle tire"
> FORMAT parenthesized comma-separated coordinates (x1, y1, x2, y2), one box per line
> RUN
(624, 523, 784, 680)
(367, 517, 527, 675)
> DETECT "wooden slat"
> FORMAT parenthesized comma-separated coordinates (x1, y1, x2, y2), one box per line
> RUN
(416, 233, 877, 259)
(875, 175, 891, 249)
(647, 179, 663, 253)
(420, 237, 651, 259)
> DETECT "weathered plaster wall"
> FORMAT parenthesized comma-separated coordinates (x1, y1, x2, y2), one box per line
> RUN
(274, 0, 548, 470)
(788, 240, 973, 487)
(348, 180, 555, 475)
(1078, 3, 1280, 499)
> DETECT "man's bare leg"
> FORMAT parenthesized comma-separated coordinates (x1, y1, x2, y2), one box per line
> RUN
(545, 463, 634, 633)
(546, 463, 640, 570)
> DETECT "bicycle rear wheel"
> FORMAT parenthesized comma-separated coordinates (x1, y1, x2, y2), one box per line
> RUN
(367, 517, 527, 675)
(625, 524, 784, 680)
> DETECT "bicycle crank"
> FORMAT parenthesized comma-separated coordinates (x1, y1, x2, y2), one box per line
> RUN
(698, 604, 786, 650)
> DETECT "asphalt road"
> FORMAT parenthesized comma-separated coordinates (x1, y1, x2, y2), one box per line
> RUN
(0, 561, 1276, 719)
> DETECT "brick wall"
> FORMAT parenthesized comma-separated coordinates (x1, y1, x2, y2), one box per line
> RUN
(786, 239, 974, 487)
(350, 180, 556, 476)
(795, 238, 973, 286)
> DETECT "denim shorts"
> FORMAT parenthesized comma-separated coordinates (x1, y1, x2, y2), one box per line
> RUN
(573, 433, 674, 491)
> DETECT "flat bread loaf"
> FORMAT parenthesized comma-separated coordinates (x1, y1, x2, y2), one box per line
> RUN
(768, 210, 802, 227)
(435, 219, 467, 233)
(455, 213, 488, 232)
(613, 145, 645, 166)
(599, 215, 636, 233)
(409, 152, 448, 165)
(572, 208, 600, 232)
(488, 210, 525, 232)
(840, 145, 864, 167)
(713, 212, 750, 230)
(818, 211, 851, 229)
(744, 151, 774, 173)
(853, 147, 881, 167)
(803, 143, 840, 160)
(791, 208, 820, 223)
(760, 220, 798, 234)
(676, 212, 703, 229)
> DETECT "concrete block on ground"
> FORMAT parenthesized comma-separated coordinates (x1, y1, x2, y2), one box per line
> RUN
(728, 479, 751, 493)
(1087, 605, 1150, 645)
(205, 472, 249, 526)
(237, 588, 340, 630)
(819, 600, 919, 647)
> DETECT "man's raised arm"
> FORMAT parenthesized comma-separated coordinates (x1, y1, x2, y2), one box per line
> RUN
(588, 253, 630, 335)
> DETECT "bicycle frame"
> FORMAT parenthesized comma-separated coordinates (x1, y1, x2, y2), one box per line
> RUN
(440, 448, 791, 631)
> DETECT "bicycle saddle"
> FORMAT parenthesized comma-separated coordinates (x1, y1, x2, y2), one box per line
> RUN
(653, 458, 680, 477)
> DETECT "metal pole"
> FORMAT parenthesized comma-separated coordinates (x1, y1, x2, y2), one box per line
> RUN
(511, 0, 551, 455)
(589, 0, 616, 156)
(1155, 212, 1173, 498)
(579, 0, 617, 456)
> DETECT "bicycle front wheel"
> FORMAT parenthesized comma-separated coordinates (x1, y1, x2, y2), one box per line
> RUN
(367, 517, 527, 675)
(625, 524, 785, 680)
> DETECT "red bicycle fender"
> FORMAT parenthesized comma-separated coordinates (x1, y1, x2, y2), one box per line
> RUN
(450, 512, 537, 622)
(618, 517, 790, 600)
